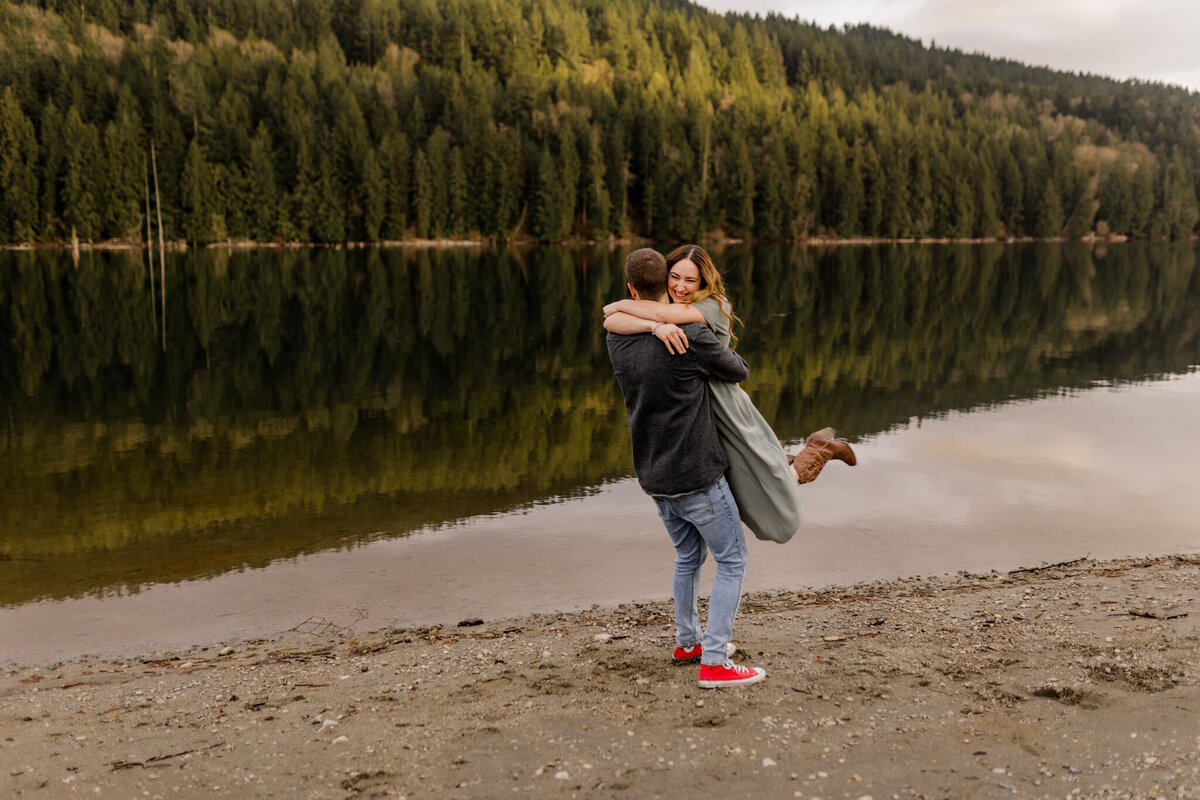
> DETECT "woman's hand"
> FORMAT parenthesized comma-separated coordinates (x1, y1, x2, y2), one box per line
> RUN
(653, 322, 689, 354)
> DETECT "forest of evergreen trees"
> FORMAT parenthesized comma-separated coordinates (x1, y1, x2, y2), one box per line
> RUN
(1, 0, 1198, 245)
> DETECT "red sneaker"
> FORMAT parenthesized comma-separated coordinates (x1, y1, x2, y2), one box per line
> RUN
(698, 660, 766, 688)
(673, 642, 737, 663)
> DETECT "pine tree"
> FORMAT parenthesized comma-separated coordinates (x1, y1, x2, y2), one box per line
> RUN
(446, 146, 467, 236)
(725, 137, 755, 238)
(180, 138, 214, 243)
(1129, 161, 1155, 238)
(246, 123, 279, 241)
(582, 125, 611, 238)
(973, 166, 1003, 239)
(533, 144, 564, 240)
(1065, 183, 1097, 239)
(412, 149, 432, 238)
(361, 146, 386, 241)
(859, 140, 883, 237)
(1098, 160, 1133, 235)
(556, 122, 580, 237)
(1163, 155, 1200, 238)
(291, 136, 319, 241)
(61, 106, 101, 242)
(494, 128, 524, 239)
(424, 129, 451, 237)
(996, 143, 1024, 236)
(0, 87, 38, 242)
(380, 131, 411, 239)
(836, 142, 865, 237)
(37, 101, 64, 240)
(908, 147, 934, 237)
(101, 90, 144, 240)
(313, 149, 346, 242)
(1034, 179, 1064, 238)
(876, 129, 909, 238)
(755, 135, 789, 239)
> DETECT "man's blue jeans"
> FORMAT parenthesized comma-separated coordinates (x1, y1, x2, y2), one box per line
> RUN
(653, 476, 747, 667)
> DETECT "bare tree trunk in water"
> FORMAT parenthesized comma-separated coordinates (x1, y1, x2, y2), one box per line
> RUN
(151, 143, 167, 350)
(144, 155, 158, 335)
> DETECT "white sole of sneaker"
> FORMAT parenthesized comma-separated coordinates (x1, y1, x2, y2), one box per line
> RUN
(698, 667, 766, 689)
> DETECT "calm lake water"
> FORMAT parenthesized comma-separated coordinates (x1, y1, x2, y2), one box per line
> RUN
(2, 242, 1199, 663)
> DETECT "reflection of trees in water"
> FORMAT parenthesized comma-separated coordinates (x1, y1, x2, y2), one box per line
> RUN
(727, 242, 1200, 440)
(0, 243, 1198, 604)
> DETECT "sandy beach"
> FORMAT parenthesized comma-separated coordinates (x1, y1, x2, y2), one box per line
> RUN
(2, 554, 1198, 799)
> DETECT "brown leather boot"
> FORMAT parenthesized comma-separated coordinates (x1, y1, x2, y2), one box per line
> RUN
(808, 430, 856, 467)
(790, 432, 857, 484)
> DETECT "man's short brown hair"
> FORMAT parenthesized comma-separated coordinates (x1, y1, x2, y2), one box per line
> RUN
(624, 248, 668, 299)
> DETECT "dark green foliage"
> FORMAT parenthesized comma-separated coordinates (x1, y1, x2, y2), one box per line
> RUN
(379, 130, 410, 239)
(180, 138, 215, 243)
(61, 107, 101, 242)
(411, 149, 432, 238)
(101, 89, 145, 240)
(532, 144, 565, 241)
(0, 87, 39, 242)
(246, 123, 279, 241)
(361, 146, 385, 241)
(0, 0, 1197, 244)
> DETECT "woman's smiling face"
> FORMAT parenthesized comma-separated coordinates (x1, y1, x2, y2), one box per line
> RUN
(668, 259, 701, 303)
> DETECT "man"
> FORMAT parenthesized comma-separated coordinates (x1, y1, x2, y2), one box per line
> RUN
(606, 248, 765, 688)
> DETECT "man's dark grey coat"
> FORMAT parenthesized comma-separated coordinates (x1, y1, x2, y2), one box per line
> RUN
(606, 322, 749, 497)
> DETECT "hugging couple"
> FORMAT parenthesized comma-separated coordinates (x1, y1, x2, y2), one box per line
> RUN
(605, 246, 856, 688)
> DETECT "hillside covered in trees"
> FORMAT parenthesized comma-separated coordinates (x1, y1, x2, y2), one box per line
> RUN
(0, 0, 1198, 245)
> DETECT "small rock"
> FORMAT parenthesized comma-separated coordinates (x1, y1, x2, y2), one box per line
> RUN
(331, 735, 348, 744)
(593, 634, 612, 642)
(457, 618, 483, 627)
(762, 757, 776, 767)
(554, 771, 570, 780)
(219, 647, 234, 656)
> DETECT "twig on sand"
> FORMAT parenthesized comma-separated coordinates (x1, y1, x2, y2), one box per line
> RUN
(1125, 609, 1189, 621)
(107, 743, 224, 771)
(1008, 555, 1090, 576)
(287, 607, 368, 635)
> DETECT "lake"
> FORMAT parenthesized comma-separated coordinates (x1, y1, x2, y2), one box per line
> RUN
(2, 242, 1198, 663)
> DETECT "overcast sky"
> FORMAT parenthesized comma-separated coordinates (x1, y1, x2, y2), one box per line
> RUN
(697, 0, 1200, 93)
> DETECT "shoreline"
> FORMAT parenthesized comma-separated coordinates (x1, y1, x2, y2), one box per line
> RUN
(4, 233, 1198, 253)
(4, 553, 1197, 798)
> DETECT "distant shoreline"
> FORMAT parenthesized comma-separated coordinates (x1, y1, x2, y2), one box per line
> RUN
(6, 232, 1198, 253)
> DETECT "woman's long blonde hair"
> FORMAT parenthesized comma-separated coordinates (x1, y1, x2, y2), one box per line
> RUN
(665, 244, 742, 347)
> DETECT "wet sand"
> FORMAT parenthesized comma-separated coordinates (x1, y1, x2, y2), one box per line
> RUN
(3, 555, 1198, 799)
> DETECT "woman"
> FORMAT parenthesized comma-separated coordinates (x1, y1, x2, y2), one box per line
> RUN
(603, 244, 855, 544)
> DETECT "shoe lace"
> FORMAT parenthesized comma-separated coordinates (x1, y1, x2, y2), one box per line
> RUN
(716, 660, 751, 674)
